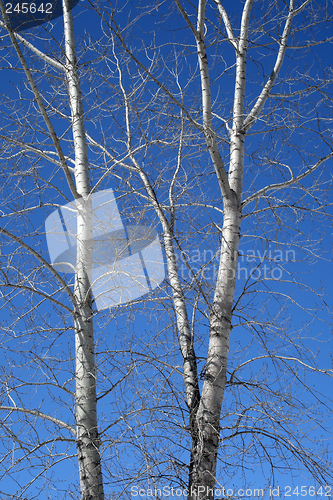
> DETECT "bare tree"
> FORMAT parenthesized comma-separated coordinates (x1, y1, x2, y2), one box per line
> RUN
(0, 1, 332, 499)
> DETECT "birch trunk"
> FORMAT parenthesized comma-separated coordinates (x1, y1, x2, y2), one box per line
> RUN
(62, 1, 104, 498)
(188, 1, 252, 498)
(189, 195, 241, 500)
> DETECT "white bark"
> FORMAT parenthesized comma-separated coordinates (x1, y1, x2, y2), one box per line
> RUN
(191, 200, 240, 499)
(195, 0, 231, 201)
(0, 20, 64, 70)
(188, 1, 252, 498)
(0, 406, 76, 435)
(62, 1, 104, 498)
(211, 0, 238, 50)
(0, 0, 329, 495)
(113, 44, 201, 429)
(243, 0, 300, 132)
(0, 0, 78, 199)
(187, 0, 313, 495)
(242, 152, 333, 208)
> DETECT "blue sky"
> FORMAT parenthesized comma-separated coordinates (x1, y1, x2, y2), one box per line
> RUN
(0, 1, 332, 499)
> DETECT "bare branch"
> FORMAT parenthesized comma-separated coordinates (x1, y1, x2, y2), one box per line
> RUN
(194, 0, 232, 200)
(0, 226, 75, 302)
(0, 405, 76, 435)
(230, 355, 333, 383)
(0, 21, 64, 70)
(212, 0, 238, 50)
(242, 153, 333, 207)
(243, 0, 299, 132)
(0, 0, 79, 199)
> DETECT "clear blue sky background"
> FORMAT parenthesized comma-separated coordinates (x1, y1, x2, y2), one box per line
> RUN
(0, 1, 332, 499)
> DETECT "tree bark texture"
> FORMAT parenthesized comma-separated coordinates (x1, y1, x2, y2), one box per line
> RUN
(186, 1, 252, 497)
(63, 1, 104, 498)
(189, 193, 241, 500)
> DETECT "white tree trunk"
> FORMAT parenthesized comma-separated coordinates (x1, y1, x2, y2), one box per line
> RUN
(190, 194, 241, 500)
(188, 1, 252, 497)
(62, 1, 104, 498)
